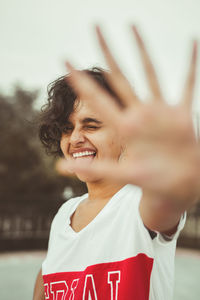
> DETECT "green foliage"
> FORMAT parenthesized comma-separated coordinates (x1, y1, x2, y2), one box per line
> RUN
(0, 86, 86, 213)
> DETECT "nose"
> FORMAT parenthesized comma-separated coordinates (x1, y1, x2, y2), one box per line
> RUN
(69, 128, 85, 146)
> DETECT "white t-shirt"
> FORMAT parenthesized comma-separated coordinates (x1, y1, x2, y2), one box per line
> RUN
(42, 184, 185, 300)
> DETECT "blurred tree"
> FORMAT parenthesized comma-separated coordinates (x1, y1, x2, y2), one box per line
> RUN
(0, 86, 86, 214)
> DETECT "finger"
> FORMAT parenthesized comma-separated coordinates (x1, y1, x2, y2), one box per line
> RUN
(181, 41, 198, 108)
(63, 158, 145, 186)
(65, 157, 172, 194)
(132, 25, 164, 101)
(194, 112, 200, 144)
(65, 62, 122, 127)
(96, 26, 140, 107)
(55, 158, 76, 177)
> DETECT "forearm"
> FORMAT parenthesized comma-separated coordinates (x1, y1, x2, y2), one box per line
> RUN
(33, 269, 45, 300)
(139, 191, 190, 234)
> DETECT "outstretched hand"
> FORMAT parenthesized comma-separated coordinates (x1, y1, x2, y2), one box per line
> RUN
(63, 26, 199, 208)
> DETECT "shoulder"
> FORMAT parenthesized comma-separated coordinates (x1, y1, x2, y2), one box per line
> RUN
(51, 193, 88, 226)
(58, 193, 88, 215)
(115, 184, 143, 218)
(121, 184, 142, 204)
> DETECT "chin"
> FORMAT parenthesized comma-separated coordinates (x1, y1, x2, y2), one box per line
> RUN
(76, 172, 102, 184)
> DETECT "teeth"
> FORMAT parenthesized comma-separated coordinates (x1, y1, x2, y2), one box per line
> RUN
(72, 151, 96, 158)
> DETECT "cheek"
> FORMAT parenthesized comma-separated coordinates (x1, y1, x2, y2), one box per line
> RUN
(109, 134, 125, 158)
(88, 130, 122, 158)
(110, 140, 122, 158)
(60, 137, 68, 157)
(102, 135, 123, 159)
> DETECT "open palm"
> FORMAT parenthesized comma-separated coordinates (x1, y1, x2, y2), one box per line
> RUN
(65, 26, 199, 206)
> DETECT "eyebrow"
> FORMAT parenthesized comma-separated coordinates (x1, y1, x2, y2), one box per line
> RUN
(81, 118, 103, 125)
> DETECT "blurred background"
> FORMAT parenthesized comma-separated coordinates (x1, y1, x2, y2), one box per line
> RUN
(0, 0, 200, 299)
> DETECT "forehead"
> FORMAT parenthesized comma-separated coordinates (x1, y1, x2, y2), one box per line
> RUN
(68, 99, 102, 123)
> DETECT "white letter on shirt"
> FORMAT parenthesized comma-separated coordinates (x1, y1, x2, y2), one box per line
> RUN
(108, 271, 121, 300)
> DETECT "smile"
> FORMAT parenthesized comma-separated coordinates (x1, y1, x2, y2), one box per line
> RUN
(72, 151, 96, 158)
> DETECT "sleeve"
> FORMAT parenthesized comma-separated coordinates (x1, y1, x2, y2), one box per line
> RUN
(45, 200, 70, 250)
(46, 212, 58, 251)
(42, 201, 69, 274)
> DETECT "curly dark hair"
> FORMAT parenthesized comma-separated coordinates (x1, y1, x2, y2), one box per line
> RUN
(39, 67, 121, 156)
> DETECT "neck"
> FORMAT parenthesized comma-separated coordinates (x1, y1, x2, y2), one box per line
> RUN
(86, 180, 125, 202)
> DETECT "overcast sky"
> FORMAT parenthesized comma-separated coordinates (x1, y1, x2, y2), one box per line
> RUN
(1, 0, 200, 110)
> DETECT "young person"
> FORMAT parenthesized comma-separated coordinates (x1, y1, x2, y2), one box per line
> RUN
(33, 27, 199, 300)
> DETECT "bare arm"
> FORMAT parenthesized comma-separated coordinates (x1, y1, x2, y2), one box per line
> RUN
(33, 268, 45, 300)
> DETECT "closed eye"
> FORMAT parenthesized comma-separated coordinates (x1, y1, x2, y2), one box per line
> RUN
(84, 125, 100, 130)
(62, 126, 73, 134)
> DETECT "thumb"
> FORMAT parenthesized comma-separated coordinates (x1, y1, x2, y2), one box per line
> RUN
(55, 158, 75, 177)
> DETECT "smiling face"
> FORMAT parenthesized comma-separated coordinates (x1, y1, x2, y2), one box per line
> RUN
(60, 99, 124, 183)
